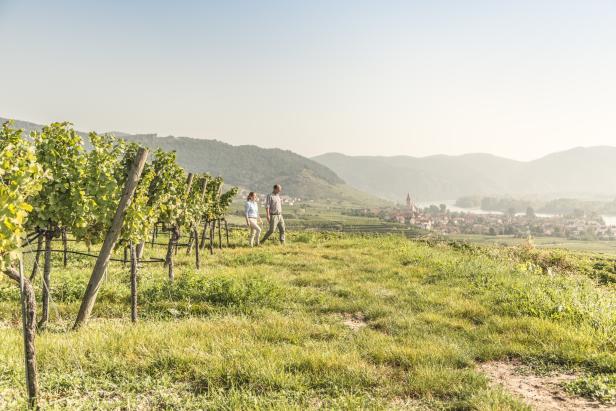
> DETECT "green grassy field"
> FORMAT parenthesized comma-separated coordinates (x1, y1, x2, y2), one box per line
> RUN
(1, 231, 615, 409)
(447, 234, 616, 255)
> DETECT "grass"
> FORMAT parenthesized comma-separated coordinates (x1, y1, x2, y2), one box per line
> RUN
(448, 233, 616, 255)
(563, 374, 616, 404)
(0, 230, 615, 409)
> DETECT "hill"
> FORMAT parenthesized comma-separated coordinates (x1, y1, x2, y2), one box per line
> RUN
(313, 149, 616, 201)
(0, 117, 385, 206)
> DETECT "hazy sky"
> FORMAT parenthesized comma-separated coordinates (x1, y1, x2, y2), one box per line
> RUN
(1, 0, 615, 160)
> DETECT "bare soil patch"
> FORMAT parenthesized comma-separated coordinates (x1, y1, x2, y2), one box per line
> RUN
(479, 361, 616, 411)
(341, 312, 367, 331)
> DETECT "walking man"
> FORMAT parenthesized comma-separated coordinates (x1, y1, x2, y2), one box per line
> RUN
(261, 184, 285, 244)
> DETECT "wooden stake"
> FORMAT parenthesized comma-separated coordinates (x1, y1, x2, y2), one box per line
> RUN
(186, 229, 194, 255)
(151, 225, 157, 248)
(74, 147, 148, 329)
(30, 234, 43, 281)
(200, 220, 208, 250)
(194, 228, 201, 269)
(38, 230, 53, 331)
(209, 220, 215, 255)
(224, 219, 229, 247)
(62, 229, 68, 267)
(166, 228, 178, 282)
(5, 263, 39, 409)
(130, 242, 138, 323)
(217, 219, 222, 250)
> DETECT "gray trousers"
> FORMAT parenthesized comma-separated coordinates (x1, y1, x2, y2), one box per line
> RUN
(261, 214, 285, 244)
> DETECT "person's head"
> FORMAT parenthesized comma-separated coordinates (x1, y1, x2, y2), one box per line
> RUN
(273, 184, 282, 194)
(247, 192, 256, 201)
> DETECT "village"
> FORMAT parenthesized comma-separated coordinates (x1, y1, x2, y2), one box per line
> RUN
(351, 194, 616, 241)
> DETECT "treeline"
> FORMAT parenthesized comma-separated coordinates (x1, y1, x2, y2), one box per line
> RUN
(456, 195, 616, 216)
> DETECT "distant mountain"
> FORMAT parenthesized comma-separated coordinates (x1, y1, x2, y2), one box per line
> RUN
(313, 148, 616, 201)
(1, 117, 384, 205)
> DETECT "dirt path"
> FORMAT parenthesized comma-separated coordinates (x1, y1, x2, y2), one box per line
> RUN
(479, 361, 616, 411)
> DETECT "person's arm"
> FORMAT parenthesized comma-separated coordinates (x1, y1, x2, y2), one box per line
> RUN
(244, 203, 250, 227)
(265, 195, 271, 223)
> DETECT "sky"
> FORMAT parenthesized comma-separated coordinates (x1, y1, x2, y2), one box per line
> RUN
(1, 0, 615, 160)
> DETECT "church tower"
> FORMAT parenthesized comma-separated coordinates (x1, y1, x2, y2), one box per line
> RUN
(406, 193, 417, 213)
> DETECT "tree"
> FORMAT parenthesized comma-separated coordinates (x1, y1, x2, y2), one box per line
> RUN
(526, 207, 536, 219)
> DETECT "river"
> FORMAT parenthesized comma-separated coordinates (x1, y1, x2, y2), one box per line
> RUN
(416, 200, 616, 227)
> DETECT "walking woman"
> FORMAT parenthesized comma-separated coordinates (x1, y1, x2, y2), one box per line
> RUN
(245, 192, 262, 247)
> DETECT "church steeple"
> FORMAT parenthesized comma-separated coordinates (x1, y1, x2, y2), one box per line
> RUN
(406, 193, 417, 213)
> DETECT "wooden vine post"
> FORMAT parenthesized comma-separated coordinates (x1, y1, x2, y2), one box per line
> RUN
(217, 219, 222, 250)
(129, 242, 138, 322)
(224, 219, 229, 247)
(30, 233, 43, 280)
(73, 147, 148, 329)
(195, 177, 208, 269)
(62, 229, 68, 267)
(4, 262, 39, 408)
(200, 220, 209, 251)
(186, 230, 195, 255)
(217, 185, 224, 250)
(209, 220, 215, 255)
(150, 224, 157, 248)
(38, 229, 54, 330)
(19, 259, 38, 409)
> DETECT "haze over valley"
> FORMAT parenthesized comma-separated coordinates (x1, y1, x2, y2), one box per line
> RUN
(5, 116, 616, 206)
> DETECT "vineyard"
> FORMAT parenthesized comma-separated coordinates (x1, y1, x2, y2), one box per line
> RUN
(2, 121, 616, 409)
(0, 121, 238, 407)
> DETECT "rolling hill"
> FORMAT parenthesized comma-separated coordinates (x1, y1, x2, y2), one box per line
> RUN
(1, 117, 385, 206)
(313, 149, 616, 201)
